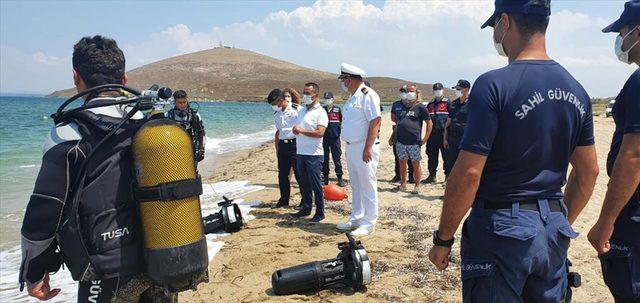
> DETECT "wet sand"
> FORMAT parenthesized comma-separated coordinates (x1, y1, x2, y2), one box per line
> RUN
(181, 114, 616, 303)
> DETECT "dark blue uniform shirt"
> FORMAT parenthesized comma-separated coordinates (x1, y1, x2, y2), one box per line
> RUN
(448, 98, 469, 138)
(607, 68, 640, 178)
(461, 60, 594, 201)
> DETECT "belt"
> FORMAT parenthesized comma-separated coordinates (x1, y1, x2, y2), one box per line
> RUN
(280, 139, 296, 144)
(345, 141, 380, 145)
(484, 199, 564, 213)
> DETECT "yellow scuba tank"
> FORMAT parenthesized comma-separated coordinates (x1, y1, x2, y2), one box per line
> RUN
(132, 118, 208, 291)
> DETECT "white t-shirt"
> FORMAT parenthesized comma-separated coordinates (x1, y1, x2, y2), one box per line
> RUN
(341, 83, 382, 143)
(274, 103, 301, 140)
(295, 103, 329, 156)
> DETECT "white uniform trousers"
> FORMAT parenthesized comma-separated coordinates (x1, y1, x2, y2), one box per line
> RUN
(345, 141, 380, 227)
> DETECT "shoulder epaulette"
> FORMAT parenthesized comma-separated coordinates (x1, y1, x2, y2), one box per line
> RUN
(292, 103, 300, 109)
(361, 87, 369, 94)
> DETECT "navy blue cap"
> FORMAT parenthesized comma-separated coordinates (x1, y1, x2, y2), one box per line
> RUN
(452, 80, 471, 89)
(603, 0, 640, 33)
(433, 83, 444, 90)
(481, 0, 552, 29)
(323, 92, 334, 99)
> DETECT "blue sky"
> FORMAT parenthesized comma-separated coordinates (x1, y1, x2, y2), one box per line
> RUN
(0, 0, 635, 97)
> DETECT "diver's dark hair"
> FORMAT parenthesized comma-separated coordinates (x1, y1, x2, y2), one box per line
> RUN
(173, 90, 188, 99)
(267, 88, 282, 104)
(509, 13, 550, 39)
(304, 82, 320, 94)
(72, 35, 125, 88)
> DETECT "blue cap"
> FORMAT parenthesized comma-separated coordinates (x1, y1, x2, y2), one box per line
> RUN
(603, 0, 640, 33)
(323, 92, 334, 99)
(481, 0, 552, 29)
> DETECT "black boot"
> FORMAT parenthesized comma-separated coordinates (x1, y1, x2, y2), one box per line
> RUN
(291, 210, 311, 218)
(310, 213, 325, 223)
(323, 175, 329, 185)
(272, 201, 289, 209)
(337, 177, 346, 187)
(391, 176, 401, 183)
(421, 174, 436, 184)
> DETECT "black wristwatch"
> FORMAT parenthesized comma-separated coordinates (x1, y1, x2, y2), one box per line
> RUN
(433, 230, 455, 248)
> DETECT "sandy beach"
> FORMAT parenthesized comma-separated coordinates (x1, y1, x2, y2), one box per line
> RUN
(181, 113, 616, 303)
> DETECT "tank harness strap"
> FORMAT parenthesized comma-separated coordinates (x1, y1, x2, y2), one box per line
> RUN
(134, 175, 202, 202)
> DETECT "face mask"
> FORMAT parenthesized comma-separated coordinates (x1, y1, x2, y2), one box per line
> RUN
(400, 93, 408, 101)
(493, 17, 508, 57)
(406, 92, 416, 101)
(302, 94, 314, 105)
(615, 28, 639, 64)
(434, 90, 444, 98)
(340, 80, 349, 93)
(285, 96, 292, 102)
(454, 90, 463, 98)
(272, 105, 281, 112)
(322, 98, 333, 106)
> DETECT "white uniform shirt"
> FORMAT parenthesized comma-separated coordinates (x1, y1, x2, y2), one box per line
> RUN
(274, 103, 300, 140)
(341, 83, 382, 143)
(295, 102, 329, 156)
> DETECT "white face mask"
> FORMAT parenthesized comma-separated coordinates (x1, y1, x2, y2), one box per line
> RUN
(400, 93, 408, 101)
(615, 28, 639, 64)
(454, 90, 463, 98)
(285, 96, 292, 102)
(340, 81, 349, 93)
(493, 17, 508, 57)
(406, 92, 416, 101)
(322, 98, 333, 106)
(302, 94, 314, 105)
(434, 90, 444, 98)
(272, 104, 280, 112)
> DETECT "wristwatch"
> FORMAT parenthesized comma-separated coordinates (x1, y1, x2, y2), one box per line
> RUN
(432, 230, 455, 248)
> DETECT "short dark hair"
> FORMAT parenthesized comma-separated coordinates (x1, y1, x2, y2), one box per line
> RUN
(72, 35, 125, 88)
(304, 82, 320, 94)
(509, 13, 550, 39)
(173, 90, 187, 100)
(267, 88, 282, 104)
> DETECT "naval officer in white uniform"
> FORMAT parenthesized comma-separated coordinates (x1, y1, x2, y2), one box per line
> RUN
(337, 63, 382, 236)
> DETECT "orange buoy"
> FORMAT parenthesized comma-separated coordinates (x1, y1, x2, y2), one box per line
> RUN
(323, 184, 348, 201)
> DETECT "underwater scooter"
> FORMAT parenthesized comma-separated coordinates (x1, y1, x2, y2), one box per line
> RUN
(202, 196, 244, 234)
(271, 233, 371, 295)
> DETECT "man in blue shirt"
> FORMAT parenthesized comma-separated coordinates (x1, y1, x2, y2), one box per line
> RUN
(588, 1, 640, 302)
(444, 80, 471, 175)
(427, 1, 599, 301)
(390, 85, 414, 183)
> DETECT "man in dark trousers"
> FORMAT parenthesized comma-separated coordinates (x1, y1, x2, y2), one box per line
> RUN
(428, 0, 599, 301)
(423, 82, 451, 183)
(589, 2, 640, 302)
(390, 85, 414, 183)
(322, 92, 346, 187)
(443, 80, 471, 174)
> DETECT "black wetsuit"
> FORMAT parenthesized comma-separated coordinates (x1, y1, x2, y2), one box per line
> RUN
(166, 107, 206, 162)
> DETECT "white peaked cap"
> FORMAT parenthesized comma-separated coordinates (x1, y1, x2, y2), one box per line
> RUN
(340, 63, 366, 77)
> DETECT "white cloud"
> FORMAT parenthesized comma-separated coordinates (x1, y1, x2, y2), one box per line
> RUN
(1, 0, 635, 97)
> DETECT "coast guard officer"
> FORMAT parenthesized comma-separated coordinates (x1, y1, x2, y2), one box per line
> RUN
(427, 0, 600, 301)
(322, 92, 346, 187)
(269, 88, 302, 209)
(589, 1, 640, 302)
(337, 63, 382, 236)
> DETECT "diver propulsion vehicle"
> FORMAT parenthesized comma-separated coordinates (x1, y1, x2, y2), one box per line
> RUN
(271, 233, 371, 295)
(202, 196, 244, 234)
(53, 84, 210, 291)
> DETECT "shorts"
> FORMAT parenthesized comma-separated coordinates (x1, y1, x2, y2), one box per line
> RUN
(395, 143, 422, 161)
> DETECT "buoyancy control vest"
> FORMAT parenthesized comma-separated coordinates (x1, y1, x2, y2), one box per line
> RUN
(56, 106, 145, 281)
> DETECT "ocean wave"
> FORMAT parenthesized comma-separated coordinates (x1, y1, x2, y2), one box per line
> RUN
(18, 164, 38, 169)
(0, 181, 264, 303)
(205, 126, 275, 155)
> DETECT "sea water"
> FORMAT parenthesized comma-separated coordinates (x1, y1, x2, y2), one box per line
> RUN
(0, 96, 275, 301)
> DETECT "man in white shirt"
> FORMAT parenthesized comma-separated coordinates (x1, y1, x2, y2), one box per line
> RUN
(268, 89, 301, 209)
(337, 63, 382, 236)
(292, 83, 329, 222)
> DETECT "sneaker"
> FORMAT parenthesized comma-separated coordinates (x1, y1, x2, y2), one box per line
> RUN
(337, 178, 347, 187)
(421, 174, 436, 184)
(390, 176, 401, 183)
(291, 210, 311, 218)
(349, 225, 374, 236)
(310, 214, 325, 223)
(337, 220, 359, 231)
